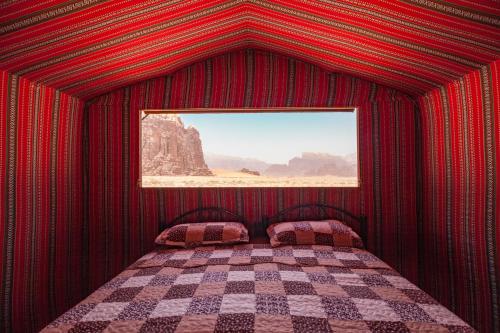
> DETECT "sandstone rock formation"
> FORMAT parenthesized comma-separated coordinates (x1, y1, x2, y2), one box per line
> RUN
(264, 152, 357, 177)
(240, 168, 260, 176)
(142, 114, 213, 176)
(264, 164, 293, 176)
(205, 153, 271, 173)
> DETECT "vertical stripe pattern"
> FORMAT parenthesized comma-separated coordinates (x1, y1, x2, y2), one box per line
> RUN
(418, 59, 500, 333)
(86, 48, 418, 311)
(0, 70, 84, 333)
(2, 49, 497, 333)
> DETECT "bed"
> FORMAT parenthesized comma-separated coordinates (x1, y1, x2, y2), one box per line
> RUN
(42, 205, 474, 332)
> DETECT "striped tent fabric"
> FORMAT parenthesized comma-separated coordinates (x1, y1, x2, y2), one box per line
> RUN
(0, 0, 499, 98)
(417, 59, 500, 333)
(0, 1, 499, 333)
(0, 70, 85, 332)
(86, 49, 418, 318)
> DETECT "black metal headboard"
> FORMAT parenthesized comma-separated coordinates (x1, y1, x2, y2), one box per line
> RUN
(263, 203, 367, 243)
(160, 207, 247, 232)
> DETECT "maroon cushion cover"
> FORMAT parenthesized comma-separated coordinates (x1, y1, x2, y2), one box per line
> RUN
(266, 219, 364, 248)
(155, 222, 249, 248)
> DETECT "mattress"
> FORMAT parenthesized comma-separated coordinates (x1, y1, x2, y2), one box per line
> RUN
(42, 244, 474, 332)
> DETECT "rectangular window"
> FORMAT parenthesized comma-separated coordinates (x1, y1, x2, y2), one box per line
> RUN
(140, 108, 358, 188)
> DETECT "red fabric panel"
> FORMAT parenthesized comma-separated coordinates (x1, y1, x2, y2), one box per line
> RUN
(0, 1, 498, 98)
(418, 60, 500, 333)
(86, 49, 418, 304)
(0, 71, 85, 333)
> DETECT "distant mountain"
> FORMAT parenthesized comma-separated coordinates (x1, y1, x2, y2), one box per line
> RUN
(264, 164, 292, 176)
(204, 153, 271, 173)
(263, 152, 357, 177)
(343, 152, 357, 163)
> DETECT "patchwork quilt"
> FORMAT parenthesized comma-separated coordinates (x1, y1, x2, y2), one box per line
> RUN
(43, 244, 475, 332)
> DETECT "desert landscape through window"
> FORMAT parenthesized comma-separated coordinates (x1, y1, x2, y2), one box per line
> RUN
(141, 110, 358, 187)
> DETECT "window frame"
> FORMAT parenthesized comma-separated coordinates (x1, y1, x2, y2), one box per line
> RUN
(138, 107, 360, 188)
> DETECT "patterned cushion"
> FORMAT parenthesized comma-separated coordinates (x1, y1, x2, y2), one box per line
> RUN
(155, 222, 249, 248)
(266, 220, 364, 248)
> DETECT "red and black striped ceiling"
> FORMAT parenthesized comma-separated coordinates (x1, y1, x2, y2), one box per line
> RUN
(1, 0, 499, 99)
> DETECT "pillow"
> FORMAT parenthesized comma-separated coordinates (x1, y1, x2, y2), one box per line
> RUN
(266, 220, 364, 248)
(155, 222, 249, 248)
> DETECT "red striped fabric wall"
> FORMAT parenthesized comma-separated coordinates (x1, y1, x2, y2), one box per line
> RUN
(417, 60, 500, 333)
(86, 49, 418, 299)
(0, 70, 85, 332)
(2, 49, 496, 333)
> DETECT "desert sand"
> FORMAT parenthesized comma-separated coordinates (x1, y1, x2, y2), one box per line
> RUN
(142, 169, 358, 187)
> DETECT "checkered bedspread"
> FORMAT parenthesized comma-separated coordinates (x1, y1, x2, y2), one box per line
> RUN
(42, 244, 475, 332)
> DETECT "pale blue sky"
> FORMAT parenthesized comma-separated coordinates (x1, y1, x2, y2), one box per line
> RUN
(180, 112, 357, 164)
